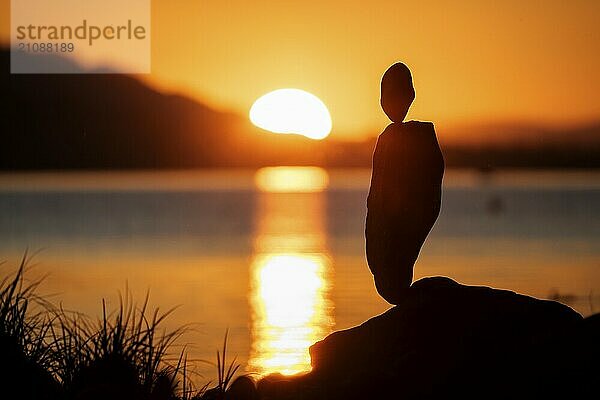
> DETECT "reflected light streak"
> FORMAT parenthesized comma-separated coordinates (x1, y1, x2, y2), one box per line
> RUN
(249, 172, 333, 376)
(254, 167, 329, 193)
(249, 253, 332, 376)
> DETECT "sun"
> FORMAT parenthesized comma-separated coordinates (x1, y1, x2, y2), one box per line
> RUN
(249, 89, 332, 140)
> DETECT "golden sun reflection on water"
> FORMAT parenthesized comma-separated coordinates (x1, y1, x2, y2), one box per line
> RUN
(249, 253, 332, 375)
(254, 166, 329, 193)
(249, 166, 334, 376)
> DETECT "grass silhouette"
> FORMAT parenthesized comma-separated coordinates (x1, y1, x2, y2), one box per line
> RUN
(0, 258, 247, 400)
(0, 254, 60, 399)
(0, 254, 54, 367)
(200, 329, 241, 399)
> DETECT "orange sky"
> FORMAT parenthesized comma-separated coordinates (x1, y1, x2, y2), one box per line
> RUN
(2, 0, 600, 139)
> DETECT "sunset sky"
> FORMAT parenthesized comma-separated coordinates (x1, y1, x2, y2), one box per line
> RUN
(2, 0, 599, 139)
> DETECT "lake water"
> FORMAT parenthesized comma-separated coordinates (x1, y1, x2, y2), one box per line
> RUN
(0, 168, 599, 382)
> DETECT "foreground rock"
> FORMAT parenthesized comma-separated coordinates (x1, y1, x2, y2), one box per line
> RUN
(258, 277, 598, 399)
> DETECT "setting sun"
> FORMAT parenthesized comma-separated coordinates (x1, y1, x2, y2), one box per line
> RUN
(249, 89, 332, 140)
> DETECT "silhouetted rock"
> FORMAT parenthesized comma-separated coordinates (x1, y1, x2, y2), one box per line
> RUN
(256, 374, 302, 399)
(225, 376, 258, 400)
(366, 120, 444, 305)
(366, 63, 445, 305)
(537, 312, 600, 398)
(258, 277, 590, 399)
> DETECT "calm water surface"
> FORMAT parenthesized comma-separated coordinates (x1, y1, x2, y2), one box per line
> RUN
(0, 168, 599, 381)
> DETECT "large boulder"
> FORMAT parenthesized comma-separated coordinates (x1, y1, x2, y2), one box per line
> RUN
(259, 277, 594, 399)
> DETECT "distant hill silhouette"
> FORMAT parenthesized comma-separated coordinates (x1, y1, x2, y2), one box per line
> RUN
(1, 49, 248, 169)
(2, 48, 599, 170)
(439, 121, 600, 169)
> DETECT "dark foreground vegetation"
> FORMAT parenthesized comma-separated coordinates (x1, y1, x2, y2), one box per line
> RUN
(0, 258, 253, 400)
